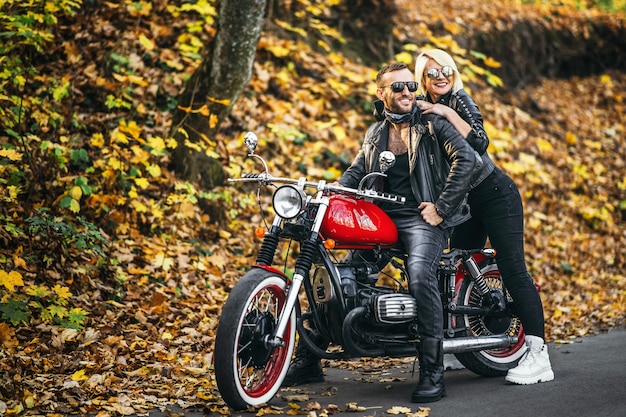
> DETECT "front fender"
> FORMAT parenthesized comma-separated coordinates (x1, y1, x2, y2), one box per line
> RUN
(254, 264, 290, 282)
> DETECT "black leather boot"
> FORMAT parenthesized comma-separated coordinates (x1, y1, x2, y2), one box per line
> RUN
(281, 331, 327, 387)
(411, 337, 446, 403)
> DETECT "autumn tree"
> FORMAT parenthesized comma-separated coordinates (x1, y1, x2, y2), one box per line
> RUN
(169, 0, 268, 190)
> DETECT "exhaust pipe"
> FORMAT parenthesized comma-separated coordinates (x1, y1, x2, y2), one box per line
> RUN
(443, 334, 518, 354)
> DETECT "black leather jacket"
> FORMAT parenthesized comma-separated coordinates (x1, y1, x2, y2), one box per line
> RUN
(426, 89, 496, 189)
(338, 110, 475, 229)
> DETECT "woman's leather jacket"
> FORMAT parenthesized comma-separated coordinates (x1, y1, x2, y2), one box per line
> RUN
(427, 89, 496, 189)
(338, 111, 475, 229)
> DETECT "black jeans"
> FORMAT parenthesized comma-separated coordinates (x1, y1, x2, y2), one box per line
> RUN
(347, 214, 450, 340)
(450, 168, 546, 339)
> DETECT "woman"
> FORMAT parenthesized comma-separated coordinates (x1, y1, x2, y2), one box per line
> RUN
(414, 49, 554, 385)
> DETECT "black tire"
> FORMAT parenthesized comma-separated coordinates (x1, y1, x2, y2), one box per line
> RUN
(214, 268, 296, 410)
(454, 259, 527, 376)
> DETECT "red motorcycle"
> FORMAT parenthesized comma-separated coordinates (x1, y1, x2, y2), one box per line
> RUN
(214, 132, 527, 410)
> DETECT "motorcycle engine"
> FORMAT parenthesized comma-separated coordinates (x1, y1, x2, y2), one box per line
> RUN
(372, 293, 417, 324)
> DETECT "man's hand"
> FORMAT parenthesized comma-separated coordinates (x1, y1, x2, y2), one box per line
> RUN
(419, 202, 443, 226)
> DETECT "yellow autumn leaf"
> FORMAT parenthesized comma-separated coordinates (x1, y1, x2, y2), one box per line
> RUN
(443, 21, 463, 35)
(394, 51, 414, 65)
(150, 201, 164, 220)
(146, 163, 162, 178)
(324, 166, 342, 180)
(127, 0, 152, 16)
(134, 177, 150, 189)
(332, 125, 347, 142)
(317, 39, 331, 52)
(274, 19, 307, 37)
(536, 138, 553, 152)
(13, 253, 27, 269)
(161, 331, 173, 340)
(0, 149, 23, 161)
(207, 96, 231, 106)
(138, 33, 155, 51)
(387, 406, 413, 414)
(408, 407, 431, 417)
(327, 78, 350, 97)
(127, 74, 149, 87)
(197, 104, 210, 116)
(132, 200, 148, 213)
(69, 185, 83, 200)
(89, 133, 104, 148)
(153, 252, 174, 271)
(565, 131, 577, 145)
(119, 120, 142, 140)
(7, 185, 20, 200)
(53, 285, 73, 299)
(583, 139, 602, 150)
(71, 369, 89, 381)
(112, 72, 127, 83)
(206, 254, 227, 270)
(179, 201, 196, 218)
(147, 136, 166, 152)
(483, 56, 501, 68)
(114, 130, 129, 144)
(196, 391, 214, 400)
(0, 270, 24, 291)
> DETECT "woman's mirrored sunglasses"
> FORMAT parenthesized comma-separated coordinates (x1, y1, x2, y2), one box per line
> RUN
(381, 81, 419, 93)
(426, 66, 454, 79)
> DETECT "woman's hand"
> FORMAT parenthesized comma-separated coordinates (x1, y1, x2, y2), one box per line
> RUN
(416, 100, 448, 118)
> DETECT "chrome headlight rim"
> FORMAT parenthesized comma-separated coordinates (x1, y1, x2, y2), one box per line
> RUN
(272, 185, 306, 219)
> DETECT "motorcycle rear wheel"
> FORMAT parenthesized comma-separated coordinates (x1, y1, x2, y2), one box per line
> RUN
(214, 268, 296, 410)
(454, 259, 527, 376)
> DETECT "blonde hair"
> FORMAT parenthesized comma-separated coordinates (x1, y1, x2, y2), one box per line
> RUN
(415, 49, 464, 96)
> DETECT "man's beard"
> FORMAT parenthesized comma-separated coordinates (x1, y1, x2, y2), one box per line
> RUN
(383, 103, 418, 125)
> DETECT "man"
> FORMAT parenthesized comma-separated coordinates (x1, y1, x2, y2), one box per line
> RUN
(283, 62, 476, 403)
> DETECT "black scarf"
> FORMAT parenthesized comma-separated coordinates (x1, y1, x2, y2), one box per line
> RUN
(383, 105, 418, 125)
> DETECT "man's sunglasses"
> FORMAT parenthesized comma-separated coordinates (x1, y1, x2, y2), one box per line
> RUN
(426, 66, 454, 79)
(380, 81, 419, 93)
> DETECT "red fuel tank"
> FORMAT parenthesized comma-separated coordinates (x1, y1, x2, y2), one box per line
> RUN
(320, 195, 398, 249)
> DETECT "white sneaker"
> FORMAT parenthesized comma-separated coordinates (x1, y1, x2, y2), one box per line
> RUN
(443, 354, 465, 371)
(505, 335, 554, 385)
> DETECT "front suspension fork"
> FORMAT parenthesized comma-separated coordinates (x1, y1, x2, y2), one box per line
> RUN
(265, 194, 331, 349)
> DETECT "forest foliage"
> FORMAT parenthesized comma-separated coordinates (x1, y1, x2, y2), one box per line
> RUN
(0, 0, 624, 415)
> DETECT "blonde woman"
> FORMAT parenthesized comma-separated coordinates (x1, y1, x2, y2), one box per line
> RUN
(415, 49, 553, 385)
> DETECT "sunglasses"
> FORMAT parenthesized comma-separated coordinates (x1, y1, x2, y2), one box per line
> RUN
(381, 81, 418, 93)
(426, 66, 454, 79)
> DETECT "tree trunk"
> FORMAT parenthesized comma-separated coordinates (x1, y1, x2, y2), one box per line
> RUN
(169, 0, 267, 190)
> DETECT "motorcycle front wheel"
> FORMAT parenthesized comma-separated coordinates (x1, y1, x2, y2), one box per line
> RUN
(454, 258, 527, 376)
(214, 268, 296, 410)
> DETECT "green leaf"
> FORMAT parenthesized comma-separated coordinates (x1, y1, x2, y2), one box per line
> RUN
(68, 307, 89, 324)
(0, 298, 30, 325)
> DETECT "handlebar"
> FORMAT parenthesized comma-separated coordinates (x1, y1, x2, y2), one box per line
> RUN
(228, 173, 406, 205)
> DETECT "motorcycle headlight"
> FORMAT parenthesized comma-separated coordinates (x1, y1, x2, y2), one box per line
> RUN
(272, 185, 306, 219)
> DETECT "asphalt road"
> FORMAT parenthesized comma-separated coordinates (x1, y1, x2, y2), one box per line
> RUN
(154, 327, 626, 417)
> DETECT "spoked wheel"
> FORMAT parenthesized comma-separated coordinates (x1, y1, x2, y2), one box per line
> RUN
(454, 259, 527, 376)
(214, 268, 296, 410)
